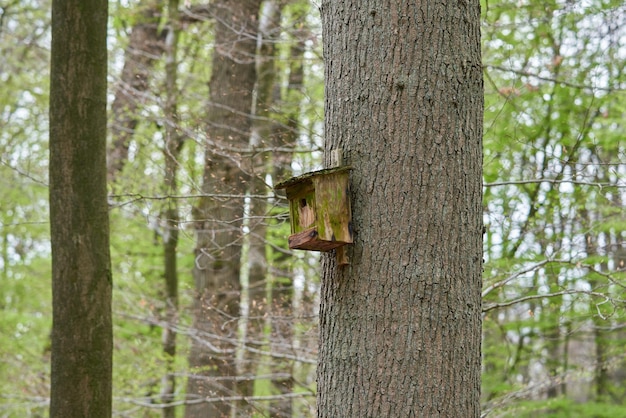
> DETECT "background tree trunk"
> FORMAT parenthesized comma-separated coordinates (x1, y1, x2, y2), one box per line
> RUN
(266, 4, 310, 414)
(185, 1, 261, 416)
(160, 1, 182, 416)
(318, 0, 483, 416)
(107, 2, 165, 181)
(234, 0, 282, 409)
(49, 0, 112, 416)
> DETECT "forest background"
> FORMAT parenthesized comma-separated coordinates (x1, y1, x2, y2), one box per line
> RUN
(1, 0, 626, 416)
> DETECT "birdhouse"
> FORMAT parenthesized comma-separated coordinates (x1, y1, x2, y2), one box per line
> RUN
(275, 166, 353, 251)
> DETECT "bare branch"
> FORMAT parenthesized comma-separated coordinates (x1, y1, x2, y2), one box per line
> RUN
(482, 259, 566, 299)
(483, 289, 620, 313)
(484, 179, 626, 189)
(485, 64, 623, 92)
(118, 391, 315, 409)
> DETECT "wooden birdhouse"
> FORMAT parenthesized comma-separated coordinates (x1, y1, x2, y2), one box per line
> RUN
(275, 166, 353, 252)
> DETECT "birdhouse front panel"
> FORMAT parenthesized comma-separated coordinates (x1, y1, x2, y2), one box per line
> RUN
(285, 181, 316, 234)
(275, 166, 353, 252)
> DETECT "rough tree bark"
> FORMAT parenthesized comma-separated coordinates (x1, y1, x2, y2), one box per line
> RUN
(49, 0, 112, 416)
(318, 0, 483, 416)
(185, 1, 261, 416)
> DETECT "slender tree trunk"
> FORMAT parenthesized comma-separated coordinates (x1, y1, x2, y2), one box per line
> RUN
(267, 5, 310, 415)
(1, 231, 7, 282)
(583, 192, 621, 402)
(185, 1, 261, 416)
(49, 0, 112, 416)
(238, 2, 308, 414)
(106, 3, 219, 182)
(273, 1, 307, 180)
(586, 234, 611, 401)
(545, 318, 564, 398)
(108, 2, 165, 181)
(234, 0, 282, 407)
(318, 1, 483, 416)
(160, 1, 182, 417)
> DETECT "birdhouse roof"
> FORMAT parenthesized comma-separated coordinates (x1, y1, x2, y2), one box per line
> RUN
(274, 165, 352, 190)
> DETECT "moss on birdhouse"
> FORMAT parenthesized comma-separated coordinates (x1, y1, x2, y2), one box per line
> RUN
(275, 166, 353, 251)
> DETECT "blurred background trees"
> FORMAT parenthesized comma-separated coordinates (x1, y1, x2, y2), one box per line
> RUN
(481, 1, 626, 415)
(1, 0, 625, 416)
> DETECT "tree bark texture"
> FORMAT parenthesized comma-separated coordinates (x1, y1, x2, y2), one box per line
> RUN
(49, 0, 112, 417)
(185, 1, 261, 416)
(318, 0, 483, 416)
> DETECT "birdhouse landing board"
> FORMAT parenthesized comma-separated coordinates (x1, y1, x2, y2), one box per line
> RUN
(275, 166, 353, 252)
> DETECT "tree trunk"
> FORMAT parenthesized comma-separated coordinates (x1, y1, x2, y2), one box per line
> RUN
(266, 5, 310, 415)
(49, 0, 112, 416)
(160, 1, 182, 417)
(234, 0, 282, 408)
(107, 2, 165, 181)
(106, 2, 220, 181)
(185, 1, 261, 416)
(318, 1, 483, 416)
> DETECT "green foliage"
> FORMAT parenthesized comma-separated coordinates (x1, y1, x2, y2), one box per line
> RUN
(494, 397, 626, 418)
(482, 0, 626, 415)
(0, 1, 53, 414)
